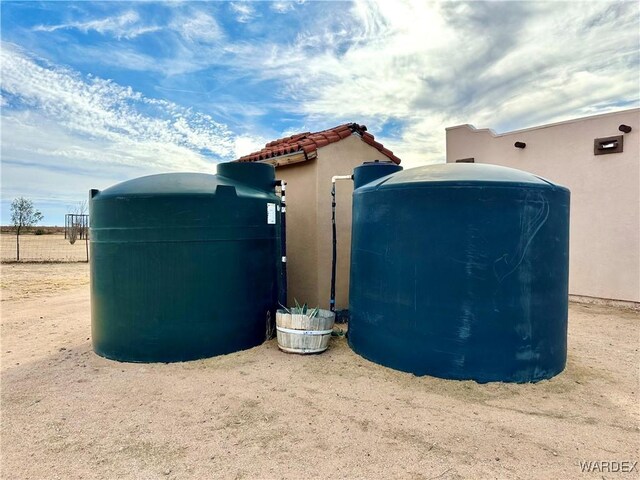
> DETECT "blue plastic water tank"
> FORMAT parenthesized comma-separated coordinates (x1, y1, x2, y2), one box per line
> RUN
(348, 163, 570, 383)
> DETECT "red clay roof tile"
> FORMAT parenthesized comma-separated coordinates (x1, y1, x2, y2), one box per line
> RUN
(302, 144, 316, 154)
(235, 123, 400, 165)
(380, 147, 393, 158)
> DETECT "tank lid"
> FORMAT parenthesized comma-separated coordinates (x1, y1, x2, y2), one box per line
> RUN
(353, 160, 403, 189)
(371, 163, 565, 190)
(94, 172, 267, 198)
(360, 159, 397, 165)
(217, 161, 275, 192)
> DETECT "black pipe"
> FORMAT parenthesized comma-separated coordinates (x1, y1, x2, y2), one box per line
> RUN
(85, 223, 89, 263)
(330, 182, 337, 312)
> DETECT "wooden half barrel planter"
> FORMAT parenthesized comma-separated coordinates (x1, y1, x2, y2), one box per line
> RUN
(276, 309, 335, 354)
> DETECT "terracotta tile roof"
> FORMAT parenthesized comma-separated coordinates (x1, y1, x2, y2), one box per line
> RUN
(235, 123, 401, 164)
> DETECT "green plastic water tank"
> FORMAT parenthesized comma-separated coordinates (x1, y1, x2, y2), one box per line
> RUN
(90, 162, 281, 363)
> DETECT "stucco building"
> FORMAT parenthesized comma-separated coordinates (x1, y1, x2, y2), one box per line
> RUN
(235, 123, 401, 310)
(446, 108, 639, 304)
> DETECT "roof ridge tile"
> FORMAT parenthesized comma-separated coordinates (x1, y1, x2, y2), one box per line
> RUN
(235, 122, 400, 165)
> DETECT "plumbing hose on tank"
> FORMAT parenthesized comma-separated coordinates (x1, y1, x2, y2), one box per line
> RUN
(275, 180, 288, 308)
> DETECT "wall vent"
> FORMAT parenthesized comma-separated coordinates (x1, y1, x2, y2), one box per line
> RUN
(594, 135, 623, 155)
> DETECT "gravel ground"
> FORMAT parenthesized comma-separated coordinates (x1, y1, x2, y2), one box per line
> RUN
(1, 263, 638, 479)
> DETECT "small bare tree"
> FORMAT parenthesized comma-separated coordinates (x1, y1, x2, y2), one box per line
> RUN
(10, 197, 43, 261)
(68, 200, 87, 245)
(68, 219, 78, 245)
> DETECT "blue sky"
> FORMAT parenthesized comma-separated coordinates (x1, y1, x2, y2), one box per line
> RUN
(1, 1, 639, 225)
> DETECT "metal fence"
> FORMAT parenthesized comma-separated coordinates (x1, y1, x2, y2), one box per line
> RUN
(1, 233, 89, 262)
(65, 214, 89, 241)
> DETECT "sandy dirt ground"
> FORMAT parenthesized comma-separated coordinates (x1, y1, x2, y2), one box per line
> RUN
(1, 263, 638, 479)
(1, 234, 89, 262)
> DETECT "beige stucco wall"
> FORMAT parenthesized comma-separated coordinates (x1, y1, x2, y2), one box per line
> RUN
(270, 159, 318, 306)
(273, 134, 395, 309)
(315, 135, 392, 310)
(446, 108, 640, 303)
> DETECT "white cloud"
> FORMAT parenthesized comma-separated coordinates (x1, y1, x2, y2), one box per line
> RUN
(5, 0, 639, 212)
(227, 0, 638, 167)
(230, 2, 257, 23)
(33, 10, 160, 39)
(33, 8, 224, 49)
(233, 134, 269, 159)
(0, 44, 244, 222)
(1, 44, 235, 161)
(169, 10, 223, 44)
(271, 2, 296, 14)
(39, 9, 229, 77)
(49, 1, 632, 170)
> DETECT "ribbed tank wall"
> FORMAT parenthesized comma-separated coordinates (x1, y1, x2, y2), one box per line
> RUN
(90, 162, 281, 363)
(348, 163, 570, 383)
